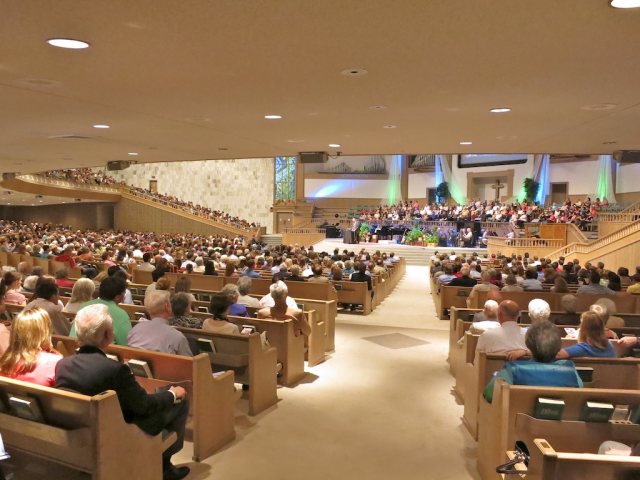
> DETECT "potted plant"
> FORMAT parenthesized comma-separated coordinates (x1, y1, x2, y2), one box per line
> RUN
(405, 224, 425, 245)
(358, 222, 371, 241)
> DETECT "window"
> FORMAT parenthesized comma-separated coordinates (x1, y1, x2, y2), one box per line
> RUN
(275, 156, 296, 202)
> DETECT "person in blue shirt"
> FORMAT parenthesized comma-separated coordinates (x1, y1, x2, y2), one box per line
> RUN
(557, 310, 617, 359)
(484, 321, 583, 403)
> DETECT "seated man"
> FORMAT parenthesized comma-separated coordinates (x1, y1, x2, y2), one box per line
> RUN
(127, 290, 193, 356)
(449, 266, 477, 287)
(71, 276, 132, 345)
(484, 321, 583, 402)
(55, 304, 190, 480)
(258, 281, 311, 337)
(476, 300, 527, 354)
(472, 299, 499, 323)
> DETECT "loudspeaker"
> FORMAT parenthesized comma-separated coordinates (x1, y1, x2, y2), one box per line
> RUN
(613, 151, 640, 163)
(106, 161, 131, 171)
(299, 152, 328, 164)
(2, 173, 16, 181)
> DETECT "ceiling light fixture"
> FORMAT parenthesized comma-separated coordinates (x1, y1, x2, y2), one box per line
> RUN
(46, 38, 90, 49)
(328, 144, 341, 148)
(490, 107, 511, 113)
(127, 152, 138, 156)
(93, 124, 110, 129)
(383, 125, 397, 129)
(459, 141, 473, 145)
(369, 105, 387, 110)
(610, 0, 640, 8)
(264, 114, 282, 120)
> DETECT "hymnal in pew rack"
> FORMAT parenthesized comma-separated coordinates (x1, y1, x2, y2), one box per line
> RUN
(8, 395, 44, 422)
(127, 359, 154, 378)
(533, 397, 565, 420)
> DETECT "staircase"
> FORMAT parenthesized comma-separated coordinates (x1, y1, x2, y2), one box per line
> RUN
(547, 220, 640, 270)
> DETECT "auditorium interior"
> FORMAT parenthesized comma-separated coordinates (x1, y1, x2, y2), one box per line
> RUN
(1, 1, 640, 479)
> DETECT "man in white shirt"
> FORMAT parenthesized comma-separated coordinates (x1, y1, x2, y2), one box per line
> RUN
(476, 300, 527, 354)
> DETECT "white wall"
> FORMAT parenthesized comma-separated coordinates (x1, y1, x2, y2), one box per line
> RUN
(103, 158, 275, 232)
(451, 154, 534, 203)
(408, 172, 436, 198)
(549, 159, 599, 196)
(616, 163, 640, 194)
(304, 178, 389, 199)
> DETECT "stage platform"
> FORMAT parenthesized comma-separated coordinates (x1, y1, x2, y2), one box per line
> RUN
(312, 238, 488, 266)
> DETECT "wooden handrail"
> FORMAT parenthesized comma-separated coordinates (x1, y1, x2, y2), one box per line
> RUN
(547, 219, 640, 259)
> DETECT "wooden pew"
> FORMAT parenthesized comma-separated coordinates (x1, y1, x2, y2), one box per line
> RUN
(477, 379, 640, 480)
(118, 303, 325, 378)
(473, 290, 640, 314)
(462, 351, 640, 442)
(524, 437, 640, 480)
(448, 307, 479, 367)
(436, 286, 473, 319)
(226, 315, 305, 386)
(0, 376, 175, 479)
(332, 280, 373, 314)
(52, 335, 236, 461)
(176, 327, 278, 416)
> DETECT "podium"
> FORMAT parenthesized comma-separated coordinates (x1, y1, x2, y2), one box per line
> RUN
(343, 228, 358, 244)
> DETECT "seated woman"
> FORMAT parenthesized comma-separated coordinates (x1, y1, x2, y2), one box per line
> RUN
(557, 310, 617, 358)
(221, 283, 248, 317)
(169, 292, 203, 329)
(484, 321, 583, 403)
(174, 275, 196, 304)
(63, 277, 96, 314)
(257, 281, 311, 337)
(202, 293, 240, 335)
(203, 260, 218, 276)
(0, 307, 62, 386)
(1, 271, 27, 306)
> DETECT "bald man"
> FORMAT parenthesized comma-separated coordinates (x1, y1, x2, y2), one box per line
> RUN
(476, 300, 527, 354)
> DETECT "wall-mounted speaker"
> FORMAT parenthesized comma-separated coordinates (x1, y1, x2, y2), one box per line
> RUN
(106, 160, 131, 171)
(298, 152, 328, 164)
(613, 150, 640, 163)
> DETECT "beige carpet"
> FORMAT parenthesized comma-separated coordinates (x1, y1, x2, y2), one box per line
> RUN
(173, 265, 479, 480)
(1, 265, 479, 480)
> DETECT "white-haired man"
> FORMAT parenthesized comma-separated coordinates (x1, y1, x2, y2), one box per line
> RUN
(127, 290, 192, 356)
(55, 304, 190, 480)
(258, 281, 311, 337)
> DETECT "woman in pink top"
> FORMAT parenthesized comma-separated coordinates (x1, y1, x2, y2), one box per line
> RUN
(0, 307, 62, 387)
(0, 271, 27, 305)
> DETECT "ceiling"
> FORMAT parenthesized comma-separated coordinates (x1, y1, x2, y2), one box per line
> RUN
(0, 189, 103, 206)
(0, 0, 639, 174)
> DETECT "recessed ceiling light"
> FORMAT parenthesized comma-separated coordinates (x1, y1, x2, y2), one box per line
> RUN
(581, 103, 617, 111)
(264, 114, 282, 120)
(46, 38, 90, 49)
(369, 105, 387, 110)
(383, 125, 397, 129)
(490, 107, 511, 113)
(610, 0, 640, 8)
(602, 141, 618, 145)
(93, 124, 110, 129)
(218, 147, 228, 151)
(287, 139, 305, 143)
(127, 152, 138, 156)
(328, 144, 341, 148)
(459, 141, 473, 145)
(341, 68, 368, 77)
